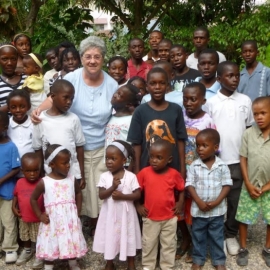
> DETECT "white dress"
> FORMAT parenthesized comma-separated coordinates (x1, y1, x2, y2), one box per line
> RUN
(36, 175, 87, 260)
(93, 170, 142, 260)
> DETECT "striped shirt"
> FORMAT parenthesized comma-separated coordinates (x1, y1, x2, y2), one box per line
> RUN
(0, 75, 26, 107)
(186, 157, 232, 218)
(65, 68, 118, 150)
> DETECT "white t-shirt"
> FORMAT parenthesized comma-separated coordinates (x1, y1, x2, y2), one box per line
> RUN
(205, 91, 254, 165)
(32, 111, 85, 178)
(187, 51, 226, 70)
(43, 69, 57, 95)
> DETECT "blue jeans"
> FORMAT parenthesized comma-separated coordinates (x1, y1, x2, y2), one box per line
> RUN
(192, 215, 226, 266)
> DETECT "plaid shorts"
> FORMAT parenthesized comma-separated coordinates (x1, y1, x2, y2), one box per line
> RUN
(19, 219, 40, 242)
(236, 189, 270, 225)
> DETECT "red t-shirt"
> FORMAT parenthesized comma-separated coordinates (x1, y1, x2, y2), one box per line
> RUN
(13, 178, 44, 222)
(137, 166, 184, 221)
(126, 59, 152, 80)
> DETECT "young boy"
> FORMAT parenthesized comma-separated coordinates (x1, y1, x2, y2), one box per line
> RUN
(0, 111, 21, 264)
(205, 61, 254, 255)
(32, 79, 86, 188)
(127, 67, 187, 178)
(12, 152, 44, 269)
(238, 40, 270, 102)
(236, 96, 270, 267)
(195, 49, 221, 100)
(158, 39, 173, 62)
(186, 129, 232, 270)
(170, 44, 200, 92)
(178, 82, 216, 263)
(136, 139, 185, 269)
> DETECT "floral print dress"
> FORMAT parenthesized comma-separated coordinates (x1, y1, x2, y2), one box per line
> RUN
(36, 175, 87, 260)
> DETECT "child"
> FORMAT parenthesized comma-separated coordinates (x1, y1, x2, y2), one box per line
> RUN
(30, 144, 87, 270)
(7, 89, 34, 159)
(176, 82, 216, 262)
(20, 53, 46, 112)
(170, 44, 200, 92)
(12, 152, 44, 268)
(236, 96, 270, 267)
(129, 76, 147, 98)
(32, 79, 86, 189)
(127, 67, 187, 177)
(186, 129, 232, 270)
(136, 139, 185, 269)
(13, 33, 32, 74)
(238, 40, 270, 102)
(93, 140, 141, 270)
(108, 56, 128, 87)
(205, 61, 254, 256)
(158, 39, 173, 62)
(0, 111, 21, 263)
(105, 84, 141, 148)
(195, 49, 221, 100)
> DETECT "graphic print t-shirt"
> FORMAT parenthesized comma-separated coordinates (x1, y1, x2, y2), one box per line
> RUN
(127, 102, 187, 170)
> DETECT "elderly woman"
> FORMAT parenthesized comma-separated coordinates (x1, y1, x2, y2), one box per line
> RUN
(31, 36, 118, 232)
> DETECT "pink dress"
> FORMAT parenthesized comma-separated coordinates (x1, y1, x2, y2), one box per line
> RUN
(36, 175, 88, 260)
(93, 170, 142, 261)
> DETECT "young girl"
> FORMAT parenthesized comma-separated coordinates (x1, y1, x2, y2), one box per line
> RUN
(105, 84, 141, 148)
(20, 53, 46, 112)
(0, 43, 26, 112)
(30, 144, 87, 270)
(128, 76, 147, 99)
(13, 33, 32, 74)
(108, 56, 128, 87)
(93, 140, 141, 270)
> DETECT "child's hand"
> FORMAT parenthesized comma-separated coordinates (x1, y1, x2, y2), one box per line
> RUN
(77, 177, 86, 190)
(206, 201, 218, 210)
(136, 204, 148, 217)
(247, 184, 261, 199)
(112, 190, 123, 200)
(112, 177, 121, 189)
(172, 201, 183, 215)
(197, 200, 211, 212)
(39, 213, 50, 224)
(12, 207, 21, 218)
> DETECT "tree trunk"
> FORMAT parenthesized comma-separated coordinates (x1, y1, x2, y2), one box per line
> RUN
(26, 0, 44, 35)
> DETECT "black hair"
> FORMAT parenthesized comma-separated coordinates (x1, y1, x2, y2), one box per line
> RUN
(50, 79, 75, 94)
(241, 40, 258, 50)
(199, 48, 219, 63)
(45, 47, 56, 56)
(7, 88, 31, 108)
(108, 140, 135, 162)
(196, 128, 220, 145)
(170, 44, 187, 53)
(121, 84, 141, 108)
(21, 152, 42, 167)
(60, 47, 81, 66)
(55, 41, 76, 57)
(44, 143, 70, 161)
(108, 56, 128, 72)
(159, 39, 173, 47)
(146, 67, 168, 83)
(193, 26, 210, 38)
(129, 76, 146, 85)
(154, 60, 173, 72)
(253, 96, 270, 107)
(23, 53, 43, 67)
(128, 38, 144, 47)
(150, 138, 173, 156)
(0, 43, 18, 55)
(183, 82, 206, 97)
(0, 111, 9, 126)
(149, 30, 164, 39)
(217, 61, 239, 76)
(13, 34, 32, 51)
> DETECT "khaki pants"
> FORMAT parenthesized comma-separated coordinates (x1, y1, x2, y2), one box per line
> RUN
(0, 199, 18, 252)
(82, 147, 107, 218)
(142, 216, 177, 270)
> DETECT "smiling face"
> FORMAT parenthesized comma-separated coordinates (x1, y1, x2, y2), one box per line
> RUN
(149, 31, 163, 51)
(129, 39, 144, 60)
(105, 146, 126, 174)
(81, 47, 104, 76)
(147, 72, 168, 102)
(0, 46, 18, 76)
(14, 36, 31, 58)
(8, 95, 30, 124)
(170, 47, 188, 70)
(21, 158, 41, 182)
(108, 59, 127, 83)
(197, 53, 218, 80)
(158, 42, 172, 61)
(62, 52, 80, 73)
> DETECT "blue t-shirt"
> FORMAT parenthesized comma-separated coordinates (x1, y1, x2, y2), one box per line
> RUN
(0, 141, 21, 200)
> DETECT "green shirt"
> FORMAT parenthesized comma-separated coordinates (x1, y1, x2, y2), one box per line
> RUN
(240, 125, 270, 189)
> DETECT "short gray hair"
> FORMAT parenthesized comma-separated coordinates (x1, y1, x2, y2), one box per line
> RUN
(79, 36, 106, 57)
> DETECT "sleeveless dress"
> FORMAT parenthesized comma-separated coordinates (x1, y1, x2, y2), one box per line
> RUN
(93, 170, 142, 261)
(36, 175, 87, 260)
